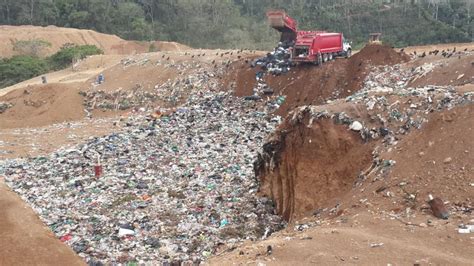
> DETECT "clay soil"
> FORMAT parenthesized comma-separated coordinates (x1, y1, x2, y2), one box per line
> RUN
(259, 118, 375, 221)
(209, 211, 474, 265)
(409, 54, 474, 87)
(0, 83, 86, 129)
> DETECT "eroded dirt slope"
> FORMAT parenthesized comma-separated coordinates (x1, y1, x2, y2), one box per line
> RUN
(0, 25, 190, 58)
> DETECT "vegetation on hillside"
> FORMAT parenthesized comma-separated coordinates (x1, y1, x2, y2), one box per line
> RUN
(0, 44, 103, 89)
(0, 0, 472, 49)
(48, 44, 103, 70)
(0, 56, 48, 88)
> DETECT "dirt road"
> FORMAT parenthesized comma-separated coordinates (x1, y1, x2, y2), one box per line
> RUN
(0, 178, 85, 265)
(210, 212, 474, 265)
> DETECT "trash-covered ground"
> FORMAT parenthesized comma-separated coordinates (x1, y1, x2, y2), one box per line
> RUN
(2, 91, 285, 264)
(1, 41, 473, 265)
(82, 58, 226, 112)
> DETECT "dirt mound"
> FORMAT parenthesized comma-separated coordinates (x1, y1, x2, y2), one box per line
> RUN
(256, 116, 374, 221)
(0, 83, 85, 129)
(225, 59, 367, 116)
(409, 54, 474, 87)
(352, 44, 410, 66)
(0, 25, 191, 58)
(374, 104, 473, 208)
(0, 179, 85, 265)
(224, 45, 409, 117)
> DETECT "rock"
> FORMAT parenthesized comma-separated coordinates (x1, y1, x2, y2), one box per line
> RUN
(428, 195, 449, 220)
(349, 121, 363, 131)
(443, 157, 452, 164)
(118, 228, 135, 237)
(370, 243, 384, 248)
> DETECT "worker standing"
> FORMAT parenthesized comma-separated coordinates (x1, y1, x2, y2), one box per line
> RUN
(98, 73, 105, 84)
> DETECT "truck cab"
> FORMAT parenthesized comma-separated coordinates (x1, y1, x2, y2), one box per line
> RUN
(343, 38, 352, 57)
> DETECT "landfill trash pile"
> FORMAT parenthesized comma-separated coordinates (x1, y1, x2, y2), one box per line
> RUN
(2, 91, 285, 264)
(251, 42, 292, 76)
(81, 88, 159, 111)
(247, 43, 293, 99)
(288, 64, 473, 143)
(83, 58, 226, 111)
(153, 67, 222, 106)
(0, 102, 13, 113)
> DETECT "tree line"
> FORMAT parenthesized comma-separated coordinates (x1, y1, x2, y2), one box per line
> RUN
(0, 0, 472, 50)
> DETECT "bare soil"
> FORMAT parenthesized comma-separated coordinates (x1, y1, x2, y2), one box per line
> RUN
(0, 25, 190, 58)
(0, 178, 85, 265)
(258, 118, 374, 221)
(209, 212, 474, 265)
(0, 83, 85, 129)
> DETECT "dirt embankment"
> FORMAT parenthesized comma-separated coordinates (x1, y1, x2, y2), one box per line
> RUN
(0, 83, 85, 129)
(0, 25, 190, 58)
(409, 54, 474, 87)
(0, 179, 85, 265)
(256, 115, 374, 221)
(373, 104, 473, 208)
(224, 44, 409, 116)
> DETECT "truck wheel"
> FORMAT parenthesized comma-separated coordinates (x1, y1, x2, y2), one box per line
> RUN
(346, 49, 352, 58)
(316, 53, 322, 65)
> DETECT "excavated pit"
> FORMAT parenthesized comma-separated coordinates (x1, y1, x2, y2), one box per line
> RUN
(256, 116, 374, 221)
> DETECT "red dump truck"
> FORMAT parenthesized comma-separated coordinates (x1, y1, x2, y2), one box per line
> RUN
(267, 11, 352, 65)
(292, 32, 351, 64)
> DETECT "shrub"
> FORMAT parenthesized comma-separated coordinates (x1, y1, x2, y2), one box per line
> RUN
(0, 56, 49, 88)
(48, 44, 104, 70)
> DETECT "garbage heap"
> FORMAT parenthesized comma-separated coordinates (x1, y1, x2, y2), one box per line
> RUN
(248, 43, 292, 98)
(251, 42, 292, 75)
(81, 88, 159, 111)
(2, 91, 285, 264)
(0, 102, 13, 113)
(83, 60, 224, 112)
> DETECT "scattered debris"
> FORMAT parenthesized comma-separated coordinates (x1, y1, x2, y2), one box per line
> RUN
(0, 102, 13, 113)
(370, 242, 384, 248)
